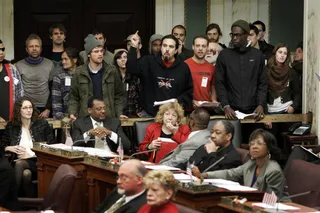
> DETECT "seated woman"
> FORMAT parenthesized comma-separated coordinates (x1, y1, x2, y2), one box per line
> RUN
(52, 47, 83, 119)
(0, 145, 18, 211)
(139, 102, 190, 163)
(264, 43, 301, 150)
(200, 129, 288, 200)
(138, 170, 178, 213)
(114, 49, 141, 118)
(2, 97, 55, 197)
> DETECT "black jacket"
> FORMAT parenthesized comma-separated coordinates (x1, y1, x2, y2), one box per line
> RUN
(215, 46, 268, 111)
(179, 46, 194, 61)
(188, 143, 242, 172)
(1, 119, 55, 147)
(71, 115, 131, 154)
(127, 47, 193, 116)
(0, 158, 19, 211)
(93, 187, 147, 213)
(267, 69, 302, 111)
(259, 40, 274, 61)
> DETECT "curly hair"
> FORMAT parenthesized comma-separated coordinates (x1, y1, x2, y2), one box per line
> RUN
(249, 128, 281, 160)
(154, 102, 185, 125)
(143, 170, 177, 193)
(11, 97, 40, 126)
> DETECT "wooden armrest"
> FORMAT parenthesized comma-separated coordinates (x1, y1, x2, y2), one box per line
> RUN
(18, 197, 44, 209)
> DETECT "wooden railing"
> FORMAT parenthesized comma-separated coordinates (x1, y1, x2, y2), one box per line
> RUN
(0, 112, 312, 130)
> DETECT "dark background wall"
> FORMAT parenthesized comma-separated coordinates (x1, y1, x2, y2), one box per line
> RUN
(184, 0, 304, 51)
(270, 0, 303, 51)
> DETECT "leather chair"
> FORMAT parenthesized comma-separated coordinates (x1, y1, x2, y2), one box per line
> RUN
(236, 148, 250, 164)
(18, 164, 77, 213)
(175, 203, 203, 213)
(285, 159, 320, 208)
(134, 119, 154, 144)
(207, 119, 242, 148)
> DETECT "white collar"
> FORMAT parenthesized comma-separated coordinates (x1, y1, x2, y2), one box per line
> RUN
(90, 116, 103, 126)
(88, 63, 102, 74)
(125, 189, 145, 203)
(188, 130, 202, 139)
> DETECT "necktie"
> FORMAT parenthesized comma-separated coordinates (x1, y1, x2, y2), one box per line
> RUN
(105, 195, 126, 213)
(95, 122, 105, 149)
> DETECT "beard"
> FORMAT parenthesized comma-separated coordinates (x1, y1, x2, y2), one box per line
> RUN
(205, 54, 218, 64)
(164, 55, 171, 62)
(194, 53, 205, 60)
(117, 188, 125, 195)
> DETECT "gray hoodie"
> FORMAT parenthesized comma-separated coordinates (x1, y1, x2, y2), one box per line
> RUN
(148, 34, 163, 54)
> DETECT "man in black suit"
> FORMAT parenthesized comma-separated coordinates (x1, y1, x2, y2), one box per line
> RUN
(71, 97, 131, 153)
(189, 120, 242, 176)
(93, 160, 147, 213)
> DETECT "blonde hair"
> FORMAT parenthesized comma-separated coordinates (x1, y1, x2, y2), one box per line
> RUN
(154, 102, 185, 125)
(143, 170, 177, 193)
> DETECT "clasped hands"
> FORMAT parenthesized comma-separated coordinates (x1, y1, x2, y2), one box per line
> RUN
(89, 127, 112, 139)
(5, 145, 31, 159)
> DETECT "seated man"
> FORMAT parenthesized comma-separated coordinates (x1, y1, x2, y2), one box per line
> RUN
(190, 120, 242, 175)
(93, 160, 147, 213)
(160, 108, 211, 168)
(71, 97, 131, 154)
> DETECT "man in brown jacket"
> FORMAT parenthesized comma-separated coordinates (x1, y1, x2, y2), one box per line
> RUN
(68, 34, 124, 119)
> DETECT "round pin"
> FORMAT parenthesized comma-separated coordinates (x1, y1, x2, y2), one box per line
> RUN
(4, 76, 10, 82)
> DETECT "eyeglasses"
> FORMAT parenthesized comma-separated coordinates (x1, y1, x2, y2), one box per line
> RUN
(249, 141, 266, 146)
(0, 47, 5, 51)
(229, 33, 244, 38)
(117, 175, 129, 182)
(207, 49, 217, 55)
(21, 106, 33, 110)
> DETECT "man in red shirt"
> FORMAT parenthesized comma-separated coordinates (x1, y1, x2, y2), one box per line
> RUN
(185, 36, 217, 111)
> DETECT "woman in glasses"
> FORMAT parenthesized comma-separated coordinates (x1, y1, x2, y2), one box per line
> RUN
(1, 97, 55, 197)
(0, 39, 23, 122)
(200, 129, 288, 200)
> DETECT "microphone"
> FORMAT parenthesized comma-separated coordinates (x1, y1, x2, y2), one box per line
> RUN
(278, 190, 313, 202)
(71, 138, 97, 150)
(129, 149, 158, 160)
(202, 154, 227, 173)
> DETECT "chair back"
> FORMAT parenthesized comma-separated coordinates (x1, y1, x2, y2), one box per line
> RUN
(236, 148, 250, 164)
(175, 203, 203, 213)
(285, 159, 320, 208)
(134, 119, 154, 144)
(207, 119, 242, 148)
(43, 164, 77, 213)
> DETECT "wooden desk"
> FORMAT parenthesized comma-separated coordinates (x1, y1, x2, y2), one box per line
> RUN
(33, 148, 86, 213)
(217, 202, 318, 213)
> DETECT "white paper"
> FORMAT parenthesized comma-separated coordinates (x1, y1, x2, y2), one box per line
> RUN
(252, 203, 300, 210)
(140, 161, 153, 165)
(65, 76, 71, 86)
(202, 179, 240, 185)
(158, 137, 175, 143)
(42, 143, 118, 158)
(145, 165, 180, 171)
(174, 173, 198, 181)
(154, 98, 176, 106)
(235, 110, 256, 119)
(216, 184, 257, 191)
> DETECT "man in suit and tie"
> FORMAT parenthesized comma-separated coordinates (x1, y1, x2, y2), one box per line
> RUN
(93, 159, 147, 213)
(71, 97, 131, 153)
(159, 108, 211, 168)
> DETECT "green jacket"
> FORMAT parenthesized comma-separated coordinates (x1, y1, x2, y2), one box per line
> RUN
(68, 62, 124, 118)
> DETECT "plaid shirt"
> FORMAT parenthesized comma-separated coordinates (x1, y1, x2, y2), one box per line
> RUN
(7, 63, 24, 103)
(52, 69, 73, 119)
(121, 73, 141, 116)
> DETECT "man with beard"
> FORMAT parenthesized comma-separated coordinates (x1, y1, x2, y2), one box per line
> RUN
(185, 36, 217, 112)
(68, 34, 124, 119)
(126, 32, 193, 117)
(206, 23, 226, 49)
(93, 160, 147, 213)
(171, 25, 194, 60)
(43, 24, 67, 67)
(16, 34, 55, 118)
(205, 40, 223, 66)
(215, 20, 267, 121)
(0, 39, 23, 122)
